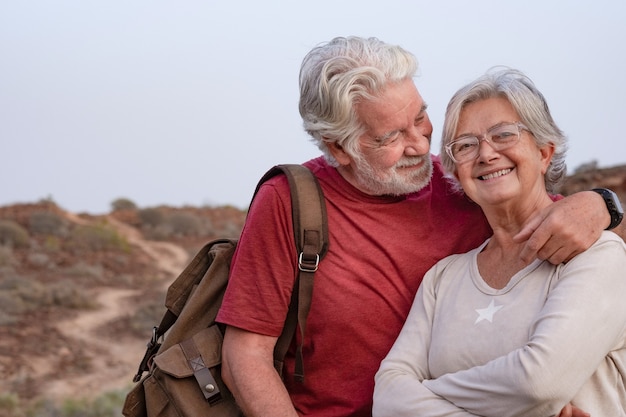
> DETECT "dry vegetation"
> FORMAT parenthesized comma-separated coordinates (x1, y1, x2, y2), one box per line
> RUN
(0, 199, 246, 416)
(0, 163, 625, 416)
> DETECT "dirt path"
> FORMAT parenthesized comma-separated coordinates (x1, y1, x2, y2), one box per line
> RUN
(106, 216, 189, 278)
(45, 288, 143, 399)
(42, 215, 190, 400)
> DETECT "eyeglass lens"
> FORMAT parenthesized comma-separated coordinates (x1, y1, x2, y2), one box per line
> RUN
(449, 123, 521, 162)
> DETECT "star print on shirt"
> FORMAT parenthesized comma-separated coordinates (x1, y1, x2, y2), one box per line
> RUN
(474, 299, 503, 324)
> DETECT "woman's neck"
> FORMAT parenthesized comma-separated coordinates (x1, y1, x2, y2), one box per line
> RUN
(477, 192, 554, 289)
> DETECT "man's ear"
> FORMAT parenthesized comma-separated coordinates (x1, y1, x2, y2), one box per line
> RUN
(326, 140, 352, 166)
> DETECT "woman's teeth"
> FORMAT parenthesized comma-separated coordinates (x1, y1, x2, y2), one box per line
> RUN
(480, 168, 512, 180)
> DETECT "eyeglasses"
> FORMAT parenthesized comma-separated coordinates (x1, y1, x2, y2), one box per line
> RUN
(445, 122, 528, 163)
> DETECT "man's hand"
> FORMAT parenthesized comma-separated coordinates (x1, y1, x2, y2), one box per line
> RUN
(557, 403, 590, 417)
(514, 191, 609, 264)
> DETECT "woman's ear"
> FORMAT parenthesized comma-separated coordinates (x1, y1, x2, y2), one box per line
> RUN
(540, 143, 556, 174)
(326, 139, 352, 166)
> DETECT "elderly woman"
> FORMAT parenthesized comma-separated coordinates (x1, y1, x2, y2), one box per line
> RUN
(373, 69, 626, 417)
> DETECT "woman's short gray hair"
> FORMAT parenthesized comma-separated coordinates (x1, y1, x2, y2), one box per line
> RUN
(440, 68, 568, 193)
(299, 36, 418, 165)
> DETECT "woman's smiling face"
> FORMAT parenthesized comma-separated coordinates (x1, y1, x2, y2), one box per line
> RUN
(453, 97, 554, 209)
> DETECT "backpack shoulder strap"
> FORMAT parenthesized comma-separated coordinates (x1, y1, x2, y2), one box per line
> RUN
(253, 164, 328, 261)
(253, 164, 328, 382)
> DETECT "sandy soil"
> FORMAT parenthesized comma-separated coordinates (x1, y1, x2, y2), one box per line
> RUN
(39, 215, 190, 400)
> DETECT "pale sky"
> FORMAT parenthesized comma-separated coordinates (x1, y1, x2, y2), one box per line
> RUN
(1, 0, 625, 214)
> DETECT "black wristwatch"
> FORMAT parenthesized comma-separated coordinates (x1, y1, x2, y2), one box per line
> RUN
(592, 188, 624, 230)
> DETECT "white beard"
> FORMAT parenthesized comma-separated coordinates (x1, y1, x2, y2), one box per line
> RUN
(352, 154, 434, 196)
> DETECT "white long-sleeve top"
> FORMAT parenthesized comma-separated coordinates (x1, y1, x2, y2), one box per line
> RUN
(374, 231, 626, 417)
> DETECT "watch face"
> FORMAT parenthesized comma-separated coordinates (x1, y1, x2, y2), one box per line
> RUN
(607, 190, 624, 214)
(593, 188, 624, 230)
(614, 195, 624, 213)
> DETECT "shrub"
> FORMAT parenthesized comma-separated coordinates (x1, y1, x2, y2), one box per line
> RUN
(0, 246, 17, 268)
(0, 276, 52, 313)
(49, 280, 96, 309)
(216, 219, 242, 238)
(26, 252, 52, 269)
(0, 392, 19, 416)
(10, 389, 126, 417)
(0, 308, 16, 326)
(64, 261, 105, 282)
(0, 220, 30, 248)
(128, 300, 163, 337)
(43, 235, 62, 252)
(143, 223, 173, 240)
(167, 212, 204, 237)
(111, 197, 137, 211)
(137, 207, 165, 228)
(140, 211, 207, 239)
(67, 222, 130, 252)
(28, 211, 67, 236)
(0, 275, 95, 320)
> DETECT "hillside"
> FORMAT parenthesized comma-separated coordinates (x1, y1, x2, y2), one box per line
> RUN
(0, 163, 625, 415)
(0, 201, 247, 415)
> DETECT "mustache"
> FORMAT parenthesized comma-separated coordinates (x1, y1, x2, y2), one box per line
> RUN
(394, 156, 426, 168)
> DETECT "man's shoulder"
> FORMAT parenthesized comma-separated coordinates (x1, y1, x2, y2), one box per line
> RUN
(303, 156, 332, 177)
(255, 157, 330, 194)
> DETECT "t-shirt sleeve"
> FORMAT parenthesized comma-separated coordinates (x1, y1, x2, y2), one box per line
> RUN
(216, 175, 299, 337)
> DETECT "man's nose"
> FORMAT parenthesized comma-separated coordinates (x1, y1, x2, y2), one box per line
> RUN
(404, 127, 431, 155)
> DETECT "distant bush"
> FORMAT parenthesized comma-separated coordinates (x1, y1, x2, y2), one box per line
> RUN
(111, 198, 137, 211)
(26, 252, 52, 269)
(0, 309, 16, 326)
(0, 275, 49, 316)
(0, 220, 30, 248)
(167, 212, 204, 236)
(67, 222, 130, 252)
(28, 211, 67, 236)
(144, 223, 174, 240)
(0, 389, 125, 417)
(0, 275, 95, 319)
(49, 280, 96, 309)
(0, 392, 19, 415)
(57, 390, 124, 417)
(139, 210, 211, 239)
(43, 235, 62, 252)
(0, 246, 17, 268)
(128, 299, 163, 337)
(64, 261, 105, 283)
(215, 219, 242, 238)
(137, 207, 164, 228)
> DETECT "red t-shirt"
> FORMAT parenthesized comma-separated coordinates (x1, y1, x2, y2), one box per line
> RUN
(217, 155, 491, 416)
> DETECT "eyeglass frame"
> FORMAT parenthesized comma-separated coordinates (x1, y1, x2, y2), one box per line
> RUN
(444, 122, 529, 164)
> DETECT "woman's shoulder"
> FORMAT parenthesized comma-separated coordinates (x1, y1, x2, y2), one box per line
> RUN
(562, 230, 626, 275)
(588, 230, 626, 252)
